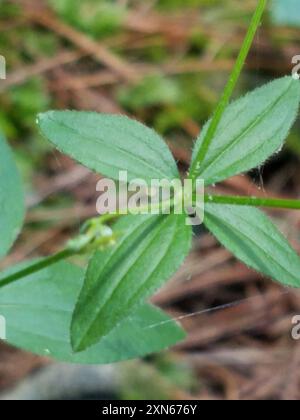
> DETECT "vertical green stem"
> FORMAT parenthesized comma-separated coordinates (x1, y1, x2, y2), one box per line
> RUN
(189, 0, 267, 181)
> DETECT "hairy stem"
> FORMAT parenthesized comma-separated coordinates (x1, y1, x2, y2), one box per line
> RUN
(5, 181, 299, 288)
(205, 194, 300, 210)
(189, 0, 267, 181)
(0, 212, 122, 289)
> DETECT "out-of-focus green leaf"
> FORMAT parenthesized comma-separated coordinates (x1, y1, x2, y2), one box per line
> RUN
(0, 133, 24, 257)
(0, 261, 185, 364)
(118, 75, 181, 110)
(272, 0, 300, 27)
(48, 0, 126, 38)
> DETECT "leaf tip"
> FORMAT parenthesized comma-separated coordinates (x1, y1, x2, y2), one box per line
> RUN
(36, 112, 46, 127)
(70, 322, 85, 353)
(36, 111, 56, 127)
(70, 315, 95, 353)
(70, 334, 85, 354)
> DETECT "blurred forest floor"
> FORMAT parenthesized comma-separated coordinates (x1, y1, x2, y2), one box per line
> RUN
(1, 0, 300, 400)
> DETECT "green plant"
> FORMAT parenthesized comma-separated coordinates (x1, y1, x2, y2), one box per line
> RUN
(1, 0, 300, 363)
(48, 0, 126, 39)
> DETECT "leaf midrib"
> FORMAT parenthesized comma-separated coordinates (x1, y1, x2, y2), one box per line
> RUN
(198, 79, 292, 177)
(77, 215, 175, 349)
(205, 121, 286, 184)
(45, 114, 177, 180)
(205, 210, 300, 284)
(97, 216, 180, 323)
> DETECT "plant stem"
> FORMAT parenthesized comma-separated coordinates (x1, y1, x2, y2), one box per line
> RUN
(205, 194, 300, 210)
(189, 0, 267, 181)
(0, 211, 125, 290)
(0, 248, 75, 289)
(0, 200, 181, 289)
(2, 190, 299, 288)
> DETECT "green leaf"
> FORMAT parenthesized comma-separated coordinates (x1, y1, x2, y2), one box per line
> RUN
(0, 133, 24, 258)
(204, 203, 300, 287)
(71, 214, 192, 352)
(37, 111, 179, 184)
(0, 261, 185, 364)
(191, 77, 300, 185)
